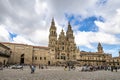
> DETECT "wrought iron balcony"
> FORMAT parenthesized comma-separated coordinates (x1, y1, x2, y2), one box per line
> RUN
(0, 51, 11, 57)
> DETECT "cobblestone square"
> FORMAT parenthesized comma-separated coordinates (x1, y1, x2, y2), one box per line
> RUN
(0, 66, 120, 80)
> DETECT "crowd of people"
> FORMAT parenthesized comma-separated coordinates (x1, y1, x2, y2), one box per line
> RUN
(81, 65, 119, 72)
(0, 62, 120, 74)
(64, 65, 76, 71)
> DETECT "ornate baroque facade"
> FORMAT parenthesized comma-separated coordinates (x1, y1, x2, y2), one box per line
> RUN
(0, 18, 120, 66)
(48, 18, 80, 62)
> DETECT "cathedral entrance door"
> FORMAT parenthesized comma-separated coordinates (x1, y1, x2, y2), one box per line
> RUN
(48, 61, 50, 65)
(20, 54, 24, 64)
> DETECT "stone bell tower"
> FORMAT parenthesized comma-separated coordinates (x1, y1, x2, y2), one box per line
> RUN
(66, 22, 74, 43)
(97, 42, 104, 54)
(66, 22, 77, 60)
(48, 18, 57, 49)
(48, 18, 57, 64)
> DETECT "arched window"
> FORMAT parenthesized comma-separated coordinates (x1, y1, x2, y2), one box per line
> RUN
(35, 57, 37, 60)
(40, 57, 42, 60)
(62, 46, 64, 50)
(54, 31, 55, 35)
(61, 54, 66, 60)
(44, 57, 46, 60)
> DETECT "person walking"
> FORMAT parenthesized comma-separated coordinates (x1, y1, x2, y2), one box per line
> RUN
(30, 64, 36, 74)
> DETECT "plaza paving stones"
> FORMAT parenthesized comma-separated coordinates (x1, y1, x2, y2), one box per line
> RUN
(0, 66, 120, 80)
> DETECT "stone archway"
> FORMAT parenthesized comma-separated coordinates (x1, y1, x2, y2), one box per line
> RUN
(20, 54, 24, 64)
(3, 60, 6, 65)
(48, 61, 50, 65)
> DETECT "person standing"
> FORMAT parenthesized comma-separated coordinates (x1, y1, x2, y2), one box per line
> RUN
(111, 66, 113, 72)
(115, 66, 117, 72)
(64, 65, 67, 71)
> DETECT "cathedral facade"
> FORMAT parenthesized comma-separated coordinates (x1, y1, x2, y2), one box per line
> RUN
(1, 18, 120, 66)
(48, 18, 80, 62)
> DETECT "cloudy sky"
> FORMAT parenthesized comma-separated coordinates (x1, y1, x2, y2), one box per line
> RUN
(0, 0, 120, 57)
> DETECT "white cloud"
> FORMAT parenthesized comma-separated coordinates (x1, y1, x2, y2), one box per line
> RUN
(12, 35, 34, 45)
(35, 0, 48, 15)
(95, 9, 120, 34)
(104, 49, 119, 57)
(0, 0, 120, 57)
(75, 31, 120, 48)
(0, 24, 10, 41)
(28, 29, 49, 46)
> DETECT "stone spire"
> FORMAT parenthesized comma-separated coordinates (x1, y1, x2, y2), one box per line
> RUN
(66, 21, 74, 42)
(48, 18, 57, 48)
(97, 42, 104, 53)
(49, 17, 56, 35)
(67, 21, 72, 31)
(51, 17, 55, 26)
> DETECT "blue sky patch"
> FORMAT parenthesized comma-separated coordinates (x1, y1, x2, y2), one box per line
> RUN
(65, 14, 105, 32)
(102, 44, 120, 57)
(9, 32, 17, 41)
(78, 16, 99, 32)
(79, 46, 96, 52)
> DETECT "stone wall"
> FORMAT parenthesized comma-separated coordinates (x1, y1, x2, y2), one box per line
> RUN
(0, 57, 8, 65)
(32, 46, 50, 65)
(2, 43, 33, 64)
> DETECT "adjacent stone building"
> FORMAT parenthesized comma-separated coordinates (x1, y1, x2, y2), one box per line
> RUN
(1, 42, 52, 65)
(1, 43, 33, 64)
(0, 18, 117, 66)
(0, 43, 11, 65)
